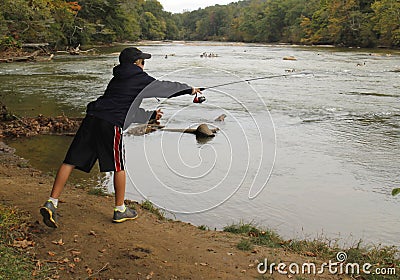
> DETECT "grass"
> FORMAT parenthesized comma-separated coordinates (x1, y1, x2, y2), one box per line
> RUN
(140, 199, 167, 220)
(87, 185, 109, 196)
(237, 239, 253, 251)
(224, 221, 283, 248)
(224, 221, 399, 279)
(197, 225, 210, 231)
(285, 238, 335, 259)
(0, 245, 34, 279)
(0, 204, 43, 279)
(223, 221, 260, 234)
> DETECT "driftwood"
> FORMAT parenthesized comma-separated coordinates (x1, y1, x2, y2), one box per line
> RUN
(0, 49, 54, 63)
(214, 114, 226, 122)
(126, 123, 219, 138)
(0, 113, 82, 138)
(125, 123, 165, 136)
(22, 43, 49, 48)
(55, 44, 97, 56)
(0, 50, 41, 63)
(162, 124, 219, 137)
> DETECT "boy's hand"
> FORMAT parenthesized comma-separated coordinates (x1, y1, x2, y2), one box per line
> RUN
(155, 109, 163, 120)
(191, 87, 202, 95)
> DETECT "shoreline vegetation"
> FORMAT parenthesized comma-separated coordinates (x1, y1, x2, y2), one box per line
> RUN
(0, 105, 399, 278)
(1, 0, 399, 53)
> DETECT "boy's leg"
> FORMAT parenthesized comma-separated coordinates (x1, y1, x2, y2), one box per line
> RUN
(114, 170, 126, 206)
(51, 163, 75, 199)
(112, 170, 138, 222)
(40, 163, 75, 228)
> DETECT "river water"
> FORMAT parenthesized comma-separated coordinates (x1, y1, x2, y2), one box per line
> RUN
(1, 42, 399, 247)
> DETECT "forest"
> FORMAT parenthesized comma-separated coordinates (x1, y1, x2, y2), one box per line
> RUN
(0, 0, 399, 50)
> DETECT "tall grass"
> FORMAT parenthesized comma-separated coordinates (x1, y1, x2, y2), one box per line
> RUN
(224, 221, 399, 279)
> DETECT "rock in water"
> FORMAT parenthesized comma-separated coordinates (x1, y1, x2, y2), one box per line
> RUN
(196, 124, 215, 137)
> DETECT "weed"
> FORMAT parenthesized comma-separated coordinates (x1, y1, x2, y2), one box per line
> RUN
(285, 238, 335, 259)
(224, 220, 399, 280)
(0, 204, 43, 279)
(198, 225, 209, 231)
(223, 221, 259, 235)
(140, 199, 166, 220)
(87, 185, 109, 196)
(237, 239, 253, 251)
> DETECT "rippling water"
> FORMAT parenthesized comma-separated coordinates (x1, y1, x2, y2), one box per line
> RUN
(2, 42, 399, 246)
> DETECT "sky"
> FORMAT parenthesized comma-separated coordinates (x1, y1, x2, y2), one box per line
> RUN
(158, 0, 235, 13)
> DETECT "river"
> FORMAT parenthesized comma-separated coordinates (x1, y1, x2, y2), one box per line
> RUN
(1, 42, 399, 247)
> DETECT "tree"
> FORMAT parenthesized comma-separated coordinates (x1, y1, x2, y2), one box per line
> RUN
(372, 0, 400, 47)
(0, 0, 79, 46)
(140, 11, 166, 40)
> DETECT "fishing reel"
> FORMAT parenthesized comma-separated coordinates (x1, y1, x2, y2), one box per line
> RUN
(193, 93, 206, 103)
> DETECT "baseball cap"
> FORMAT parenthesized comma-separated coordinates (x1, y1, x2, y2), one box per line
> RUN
(119, 47, 151, 64)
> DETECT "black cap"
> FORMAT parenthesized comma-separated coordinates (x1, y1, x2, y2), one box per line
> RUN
(119, 47, 151, 64)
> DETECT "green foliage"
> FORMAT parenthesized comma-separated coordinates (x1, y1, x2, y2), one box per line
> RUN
(226, 221, 399, 280)
(140, 199, 166, 220)
(392, 188, 400, 196)
(0, 245, 34, 280)
(175, 0, 398, 47)
(0, 0, 398, 49)
(0, 36, 21, 51)
(223, 221, 259, 234)
(237, 239, 253, 251)
(197, 225, 209, 231)
(140, 11, 166, 40)
(371, 0, 400, 47)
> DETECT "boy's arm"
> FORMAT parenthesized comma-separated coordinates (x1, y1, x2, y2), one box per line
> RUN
(124, 107, 154, 126)
(139, 80, 194, 99)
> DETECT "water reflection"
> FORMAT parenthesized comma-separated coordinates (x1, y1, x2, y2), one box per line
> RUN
(5, 135, 105, 188)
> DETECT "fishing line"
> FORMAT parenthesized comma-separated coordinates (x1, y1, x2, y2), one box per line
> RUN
(199, 72, 312, 91)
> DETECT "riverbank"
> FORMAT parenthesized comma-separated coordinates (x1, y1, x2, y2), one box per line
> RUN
(0, 141, 359, 280)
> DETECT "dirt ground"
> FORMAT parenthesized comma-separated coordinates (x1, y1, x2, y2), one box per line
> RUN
(0, 141, 350, 280)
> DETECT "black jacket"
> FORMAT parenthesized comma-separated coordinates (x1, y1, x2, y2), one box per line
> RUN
(86, 63, 192, 128)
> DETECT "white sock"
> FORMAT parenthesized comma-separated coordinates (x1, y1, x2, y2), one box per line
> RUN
(115, 204, 126, 212)
(48, 197, 58, 208)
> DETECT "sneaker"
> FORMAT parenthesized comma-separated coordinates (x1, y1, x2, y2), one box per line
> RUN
(40, 200, 58, 228)
(113, 207, 138, 223)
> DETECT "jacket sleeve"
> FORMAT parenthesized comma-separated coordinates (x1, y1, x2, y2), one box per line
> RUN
(122, 94, 156, 130)
(138, 79, 193, 99)
(128, 108, 154, 124)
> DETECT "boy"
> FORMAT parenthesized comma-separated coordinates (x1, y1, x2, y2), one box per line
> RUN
(40, 47, 201, 228)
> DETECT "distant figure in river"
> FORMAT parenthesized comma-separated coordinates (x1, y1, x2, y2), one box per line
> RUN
(200, 52, 218, 58)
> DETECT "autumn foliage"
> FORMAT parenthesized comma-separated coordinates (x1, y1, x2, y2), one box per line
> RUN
(0, 0, 399, 49)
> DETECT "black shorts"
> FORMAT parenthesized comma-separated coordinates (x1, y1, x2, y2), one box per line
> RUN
(64, 115, 125, 173)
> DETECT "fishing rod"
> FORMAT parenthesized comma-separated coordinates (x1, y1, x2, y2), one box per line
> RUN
(199, 72, 311, 91)
(191, 72, 312, 103)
